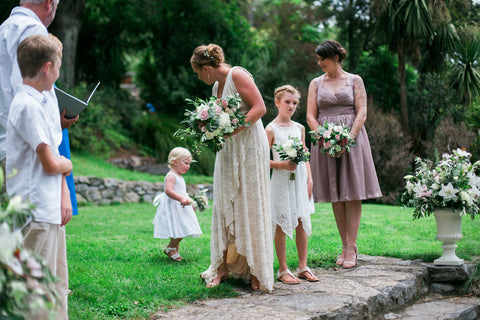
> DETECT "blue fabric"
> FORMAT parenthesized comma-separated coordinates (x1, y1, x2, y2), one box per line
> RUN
(58, 129, 78, 215)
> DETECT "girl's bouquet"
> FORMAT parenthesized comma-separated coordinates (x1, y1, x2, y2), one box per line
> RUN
(174, 94, 250, 154)
(273, 136, 310, 180)
(310, 121, 357, 157)
(187, 189, 209, 212)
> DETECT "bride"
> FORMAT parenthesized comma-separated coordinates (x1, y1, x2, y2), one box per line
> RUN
(190, 44, 273, 292)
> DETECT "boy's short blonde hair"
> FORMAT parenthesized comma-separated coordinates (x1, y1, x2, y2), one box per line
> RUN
(17, 35, 60, 78)
(168, 147, 192, 168)
(274, 84, 301, 102)
(48, 33, 63, 59)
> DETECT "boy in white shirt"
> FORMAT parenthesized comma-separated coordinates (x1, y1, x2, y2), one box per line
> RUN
(6, 34, 72, 320)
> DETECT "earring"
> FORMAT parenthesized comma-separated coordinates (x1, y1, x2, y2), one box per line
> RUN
(208, 73, 211, 82)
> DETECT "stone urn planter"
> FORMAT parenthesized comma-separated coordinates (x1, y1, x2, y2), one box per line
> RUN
(433, 208, 464, 266)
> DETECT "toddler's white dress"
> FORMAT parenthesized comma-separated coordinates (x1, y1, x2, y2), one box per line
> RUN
(268, 121, 315, 238)
(153, 172, 202, 239)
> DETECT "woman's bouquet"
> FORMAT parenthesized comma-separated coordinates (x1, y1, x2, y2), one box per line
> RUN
(310, 121, 357, 157)
(187, 189, 209, 212)
(273, 136, 310, 180)
(174, 94, 250, 154)
(401, 148, 480, 220)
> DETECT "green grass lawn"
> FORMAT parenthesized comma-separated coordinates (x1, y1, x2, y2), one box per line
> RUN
(67, 201, 480, 319)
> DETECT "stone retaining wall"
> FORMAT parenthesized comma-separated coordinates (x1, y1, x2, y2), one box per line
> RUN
(73, 176, 212, 205)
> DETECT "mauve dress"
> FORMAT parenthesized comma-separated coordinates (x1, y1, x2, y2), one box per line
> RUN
(310, 73, 382, 202)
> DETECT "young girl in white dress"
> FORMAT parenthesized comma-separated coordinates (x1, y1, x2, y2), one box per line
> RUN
(153, 147, 202, 261)
(265, 85, 319, 284)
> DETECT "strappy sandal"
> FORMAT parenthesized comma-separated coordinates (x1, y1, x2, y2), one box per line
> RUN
(277, 269, 300, 285)
(164, 247, 182, 261)
(297, 267, 319, 282)
(336, 245, 347, 266)
(343, 245, 358, 269)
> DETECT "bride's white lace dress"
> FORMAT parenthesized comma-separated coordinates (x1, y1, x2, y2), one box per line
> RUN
(201, 67, 274, 292)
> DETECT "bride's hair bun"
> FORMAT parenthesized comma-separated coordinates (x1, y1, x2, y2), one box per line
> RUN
(191, 44, 225, 69)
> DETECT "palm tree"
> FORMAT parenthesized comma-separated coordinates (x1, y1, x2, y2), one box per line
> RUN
(372, 0, 456, 132)
(450, 29, 480, 105)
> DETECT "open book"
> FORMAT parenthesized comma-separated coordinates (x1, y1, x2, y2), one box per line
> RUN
(55, 82, 100, 119)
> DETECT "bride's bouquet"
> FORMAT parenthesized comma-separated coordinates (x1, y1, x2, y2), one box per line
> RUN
(174, 94, 250, 154)
(310, 121, 357, 157)
(187, 189, 209, 212)
(273, 136, 310, 180)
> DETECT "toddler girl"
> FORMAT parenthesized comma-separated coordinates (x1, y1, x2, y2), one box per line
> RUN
(265, 85, 318, 284)
(153, 147, 202, 261)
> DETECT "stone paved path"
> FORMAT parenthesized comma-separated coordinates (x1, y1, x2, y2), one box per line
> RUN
(152, 256, 480, 319)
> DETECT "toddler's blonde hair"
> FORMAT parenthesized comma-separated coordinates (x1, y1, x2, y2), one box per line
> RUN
(168, 147, 192, 168)
(274, 84, 301, 102)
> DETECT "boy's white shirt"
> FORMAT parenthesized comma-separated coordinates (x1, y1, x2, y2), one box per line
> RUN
(0, 6, 49, 162)
(6, 84, 63, 225)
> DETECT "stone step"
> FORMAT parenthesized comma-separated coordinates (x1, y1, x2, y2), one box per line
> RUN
(153, 256, 433, 319)
(383, 294, 480, 320)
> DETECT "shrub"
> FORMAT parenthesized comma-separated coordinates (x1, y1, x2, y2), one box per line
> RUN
(366, 103, 414, 204)
(132, 114, 215, 176)
(424, 117, 476, 157)
(68, 84, 138, 157)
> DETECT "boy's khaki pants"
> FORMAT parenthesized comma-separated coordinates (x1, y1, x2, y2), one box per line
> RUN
(23, 221, 69, 320)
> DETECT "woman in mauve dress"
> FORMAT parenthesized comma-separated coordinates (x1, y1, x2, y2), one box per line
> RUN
(306, 40, 382, 269)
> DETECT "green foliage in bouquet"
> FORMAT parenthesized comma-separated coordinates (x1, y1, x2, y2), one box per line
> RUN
(174, 94, 250, 154)
(188, 189, 209, 212)
(273, 136, 310, 180)
(310, 121, 357, 157)
(273, 136, 310, 164)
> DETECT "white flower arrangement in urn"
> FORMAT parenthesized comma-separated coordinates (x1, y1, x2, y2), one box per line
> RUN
(401, 148, 480, 220)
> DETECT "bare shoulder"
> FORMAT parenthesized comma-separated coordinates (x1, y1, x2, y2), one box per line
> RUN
(164, 172, 176, 184)
(293, 121, 305, 130)
(231, 67, 253, 82)
(309, 75, 321, 88)
(350, 73, 364, 84)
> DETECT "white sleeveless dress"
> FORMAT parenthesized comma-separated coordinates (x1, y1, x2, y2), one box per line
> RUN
(201, 67, 274, 292)
(153, 172, 202, 239)
(268, 121, 314, 238)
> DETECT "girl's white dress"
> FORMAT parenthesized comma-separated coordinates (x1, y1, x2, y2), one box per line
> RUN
(201, 67, 274, 292)
(153, 172, 202, 239)
(268, 122, 315, 238)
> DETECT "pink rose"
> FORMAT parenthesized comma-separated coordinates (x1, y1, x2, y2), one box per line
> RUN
(199, 109, 209, 120)
(232, 118, 239, 125)
(222, 100, 228, 107)
(323, 129, 332, 139)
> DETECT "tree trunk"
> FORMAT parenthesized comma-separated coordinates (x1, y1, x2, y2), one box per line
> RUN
(398, 41, 409, 133)
(49, 0, 85, 89)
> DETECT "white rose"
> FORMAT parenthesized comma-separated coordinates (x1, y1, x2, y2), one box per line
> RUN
(205, 131, 214, 140)
(460, 191, 473, 206)
(218, 112, 231, 129)
(285, 148, 297, 158)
